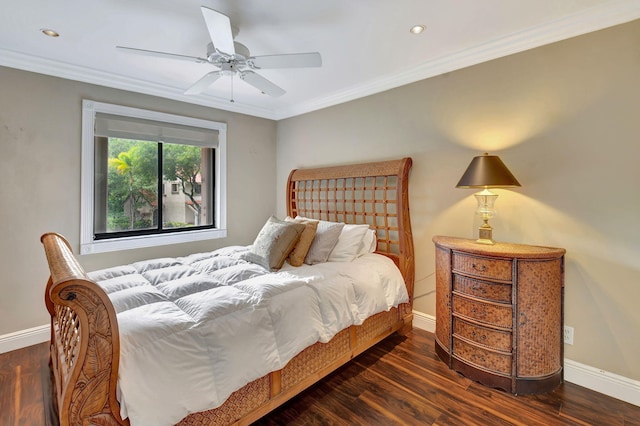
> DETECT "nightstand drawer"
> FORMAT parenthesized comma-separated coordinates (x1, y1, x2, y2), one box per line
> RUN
(452, 295, 512, 328)
(453, 318, 512, 352)
(453, 275, 511, 303)
(452, 252, 512, 281)
(453, 337, 511, 375)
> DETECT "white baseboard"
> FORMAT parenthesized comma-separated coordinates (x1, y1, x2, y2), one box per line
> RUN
(412, 310, 640, 408)
(0, 324, 49, 354)
(412, 310, 436, 333)
(564, 359, 640, 407)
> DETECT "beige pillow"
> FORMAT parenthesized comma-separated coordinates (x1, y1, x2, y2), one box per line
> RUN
(303, 220, 345, 265)
(285, 217, 319, 267)
(244, 216, 305, 270)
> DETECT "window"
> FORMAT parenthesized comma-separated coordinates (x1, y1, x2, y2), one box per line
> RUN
(81, 100, 226, 254)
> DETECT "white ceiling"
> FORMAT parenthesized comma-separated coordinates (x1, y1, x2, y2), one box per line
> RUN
(2, 0, 639, 120)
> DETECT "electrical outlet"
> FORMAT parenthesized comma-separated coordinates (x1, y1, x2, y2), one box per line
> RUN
(563, 325, 574, 345)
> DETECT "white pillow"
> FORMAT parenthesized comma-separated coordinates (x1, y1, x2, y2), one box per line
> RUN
(356, 229, 377, 257)
(328, 224, 371, 262)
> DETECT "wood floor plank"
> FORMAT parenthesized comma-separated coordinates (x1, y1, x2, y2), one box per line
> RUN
(355, 351, 534, 425)
(345, 365, 446, 423)
(17, 347, 48, 426)
(555, 383, 626, 426)
(0, 349, 18, 426)
(2, 328, 639, 425)
(301, 376, 395, 426)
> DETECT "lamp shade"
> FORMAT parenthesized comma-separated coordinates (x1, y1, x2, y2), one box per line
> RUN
(456, 153, 521, 188)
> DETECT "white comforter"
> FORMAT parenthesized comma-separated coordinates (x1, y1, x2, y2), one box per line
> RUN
(88, 246, 408, 426)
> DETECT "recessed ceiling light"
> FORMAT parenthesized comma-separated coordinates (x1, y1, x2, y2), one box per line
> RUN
(409, 25, 425, 34)
(41, 29, 60, 37)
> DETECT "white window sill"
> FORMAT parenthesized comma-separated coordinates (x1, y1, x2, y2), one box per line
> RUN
(80, 228, 227, 255)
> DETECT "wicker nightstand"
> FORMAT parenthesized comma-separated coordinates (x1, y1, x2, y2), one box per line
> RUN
(433, 236, 566, 395)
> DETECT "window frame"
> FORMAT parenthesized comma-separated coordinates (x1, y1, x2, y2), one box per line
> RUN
(80, 100, 227, 254)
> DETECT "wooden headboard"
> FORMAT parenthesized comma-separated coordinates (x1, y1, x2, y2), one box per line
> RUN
(286, 157, 414, 307)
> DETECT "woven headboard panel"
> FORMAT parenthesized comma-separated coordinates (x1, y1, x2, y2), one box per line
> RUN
(286, 158, 414, 304)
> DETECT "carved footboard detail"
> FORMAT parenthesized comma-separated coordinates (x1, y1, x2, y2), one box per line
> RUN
(42, 233, 126, 426)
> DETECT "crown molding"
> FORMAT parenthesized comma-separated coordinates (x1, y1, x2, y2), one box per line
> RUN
(0, 49, 278, 120)
(1, 1, 639, 121)
(274, 0, 640, 119)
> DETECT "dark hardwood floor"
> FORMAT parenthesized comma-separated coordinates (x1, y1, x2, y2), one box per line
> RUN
(1, 328, 638, 425)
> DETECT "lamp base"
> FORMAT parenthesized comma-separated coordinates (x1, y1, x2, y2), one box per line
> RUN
(476, 225, 495, 245)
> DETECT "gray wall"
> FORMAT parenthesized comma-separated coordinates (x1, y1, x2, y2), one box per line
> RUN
(0, 67, 277, 335)
(277, 21, 640, 380)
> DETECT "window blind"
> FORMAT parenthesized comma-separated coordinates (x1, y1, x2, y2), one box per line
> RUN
(94, 112, 218, 147)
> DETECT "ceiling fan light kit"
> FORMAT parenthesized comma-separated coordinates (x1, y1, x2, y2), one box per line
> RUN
(116, 6, 322, 99)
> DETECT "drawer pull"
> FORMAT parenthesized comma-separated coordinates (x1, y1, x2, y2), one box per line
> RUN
(471, 353, 487, 363)
(519, 312, 528, 327)
(472, 263, 487, 272)
(471, 284, 487, 294)
(471, 331, 487, 341)
(471, 307, 486, 317)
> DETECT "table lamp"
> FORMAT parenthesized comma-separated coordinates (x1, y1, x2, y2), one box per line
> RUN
(456, 153, 521, 244)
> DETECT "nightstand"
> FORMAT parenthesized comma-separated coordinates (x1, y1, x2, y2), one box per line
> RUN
(433, 236, 566, 395)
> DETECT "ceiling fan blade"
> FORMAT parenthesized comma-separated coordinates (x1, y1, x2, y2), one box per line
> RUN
(249, 52, 322, 69)
(240, 71, 286, 97)
(116, 46, 208, 63)
(201, 7, 235, 55)
(184, 71, 223, 95)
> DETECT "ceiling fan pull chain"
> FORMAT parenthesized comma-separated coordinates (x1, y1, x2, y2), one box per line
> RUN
(230, 75, 235, 103)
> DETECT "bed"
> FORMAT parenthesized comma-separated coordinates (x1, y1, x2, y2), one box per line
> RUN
(41, 157, 414, 425)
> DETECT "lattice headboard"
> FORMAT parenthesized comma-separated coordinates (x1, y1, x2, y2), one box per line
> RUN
(286, 158, 414, 304)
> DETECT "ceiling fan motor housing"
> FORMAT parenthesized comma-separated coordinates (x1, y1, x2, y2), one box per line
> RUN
(220, 62, 237, 76)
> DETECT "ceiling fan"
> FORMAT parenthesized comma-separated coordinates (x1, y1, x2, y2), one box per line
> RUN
(116, 6, 322, 98)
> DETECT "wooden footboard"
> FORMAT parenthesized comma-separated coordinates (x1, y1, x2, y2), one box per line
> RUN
(41, 157, 414, 425)
(42, 232, 126, 425)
